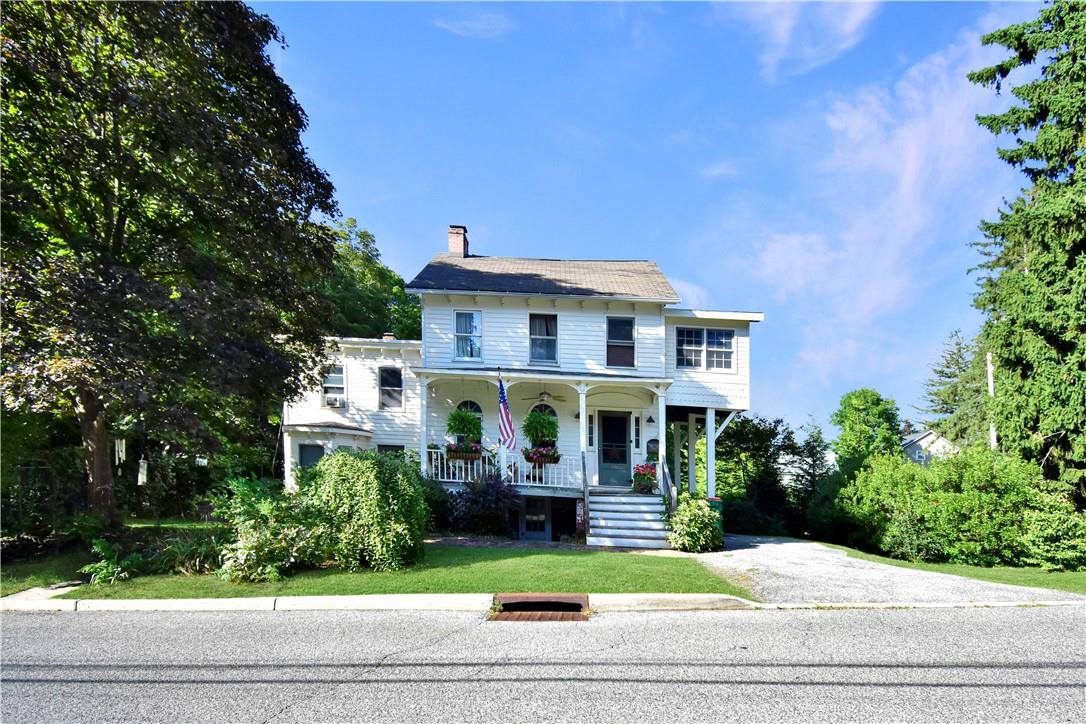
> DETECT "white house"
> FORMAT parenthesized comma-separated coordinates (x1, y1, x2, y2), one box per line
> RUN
(902, 430, 959, 466)
(282, 226, 763, 548)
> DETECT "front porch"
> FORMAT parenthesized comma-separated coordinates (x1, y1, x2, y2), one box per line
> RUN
(416, 368, 671, 494)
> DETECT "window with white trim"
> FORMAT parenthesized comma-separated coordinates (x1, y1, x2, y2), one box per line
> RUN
(378, 367, 402, 409)
(529, 313, 558, 364)
(454, 311, 482, 360)
(676, 327, 735, 370)
(634, 415, 642, 449)
(322, 365, 345, 405)
(587, 414, 595, 448)
(606, 317, 635, 368)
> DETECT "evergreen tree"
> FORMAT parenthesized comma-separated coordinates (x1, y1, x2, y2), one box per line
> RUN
(968, 1, 1086, 490)
(916, 330, 988, 446)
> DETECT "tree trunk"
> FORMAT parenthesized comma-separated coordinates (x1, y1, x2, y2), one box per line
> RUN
(75, 390, 116, 523)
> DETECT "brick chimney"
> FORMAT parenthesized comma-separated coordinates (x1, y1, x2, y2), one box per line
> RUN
(382, 331, 395, 341)
(448, 225, 468, 257)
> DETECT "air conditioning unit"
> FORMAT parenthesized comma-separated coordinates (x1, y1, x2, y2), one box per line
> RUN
(324, 395, 344, 408)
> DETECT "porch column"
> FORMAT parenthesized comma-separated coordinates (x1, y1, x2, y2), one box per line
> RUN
(687, 413, 697, 494)
(706, 407, 716, 499)
(671, 421, 681, 486)
(577, 384, 588, 486)
(418, 376, 429, 475)
(656, 387, 667, 488)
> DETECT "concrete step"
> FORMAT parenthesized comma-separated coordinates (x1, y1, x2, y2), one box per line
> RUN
(590, 502, 665, 514)
(590, 517, 668, 530)
(588, 527, 669, 539)
(587, 535, 671, 549)
(589, 510, 665, 522)
(587, 495, 662, 505)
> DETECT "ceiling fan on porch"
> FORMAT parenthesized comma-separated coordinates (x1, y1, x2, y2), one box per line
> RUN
(520, 385, 566, 403)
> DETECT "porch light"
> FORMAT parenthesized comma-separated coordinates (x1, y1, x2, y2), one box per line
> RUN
(574, 412, 580, 420)
(646, 415, 655, 424)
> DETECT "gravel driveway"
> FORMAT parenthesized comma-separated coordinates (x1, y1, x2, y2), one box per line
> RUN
(697, 535, 1086, 604)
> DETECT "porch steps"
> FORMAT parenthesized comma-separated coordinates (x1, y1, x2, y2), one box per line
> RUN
(586, 490, 670, 550)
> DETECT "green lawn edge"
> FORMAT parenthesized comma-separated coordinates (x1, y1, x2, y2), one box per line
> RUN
(0, 550, 94, 597)
(819, 541, 1086, 595)
(58, 544, 758, 600)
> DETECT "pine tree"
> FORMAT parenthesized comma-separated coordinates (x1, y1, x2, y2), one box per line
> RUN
(916, 330, 988, 446)
(968, 1, 1086, 491)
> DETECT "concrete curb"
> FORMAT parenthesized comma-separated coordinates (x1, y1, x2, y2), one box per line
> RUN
(1, 591, 1083, 614)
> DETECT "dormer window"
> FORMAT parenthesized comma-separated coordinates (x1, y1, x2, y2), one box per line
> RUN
(322, 365, 345, 407)
(529, 313, 558, 364)
(454, 310, 482, 360)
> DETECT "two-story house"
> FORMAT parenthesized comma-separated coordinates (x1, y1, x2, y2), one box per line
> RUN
(282, 226, 763, 548)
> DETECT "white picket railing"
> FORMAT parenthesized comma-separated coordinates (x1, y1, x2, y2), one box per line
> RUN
(426, 449, 582, 489)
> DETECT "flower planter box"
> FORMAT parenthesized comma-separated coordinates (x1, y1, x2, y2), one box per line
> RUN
(446, 447, 482, 461)
(522, 447, 561, 467)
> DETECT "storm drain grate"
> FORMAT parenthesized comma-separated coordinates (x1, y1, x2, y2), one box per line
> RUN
(489, 593, 590, 622)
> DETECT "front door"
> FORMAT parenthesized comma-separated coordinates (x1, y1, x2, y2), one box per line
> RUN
(597, 412, 630, 486)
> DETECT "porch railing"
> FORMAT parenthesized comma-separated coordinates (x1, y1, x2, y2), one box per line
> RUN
(426, 449, 582, 489)
(660, 456, 678, 515)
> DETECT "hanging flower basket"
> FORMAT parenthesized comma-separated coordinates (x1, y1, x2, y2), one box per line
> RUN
(522, 445, 561, 467)
(446, 441, 483, 461)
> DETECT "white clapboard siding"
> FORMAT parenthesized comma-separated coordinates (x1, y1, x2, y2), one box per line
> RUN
(664, 320, 751, 411)
(421, 295, 667, 377)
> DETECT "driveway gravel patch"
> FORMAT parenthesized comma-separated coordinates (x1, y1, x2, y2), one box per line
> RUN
(697, 535, 1086, 604)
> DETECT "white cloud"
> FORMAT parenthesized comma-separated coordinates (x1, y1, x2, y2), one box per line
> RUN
(731, 2, 878, 80)
(671, 278, 712, 309)
(701, 159, 740, 179)
(728, 10, 1029, 383)
(433, 11, 514, 40)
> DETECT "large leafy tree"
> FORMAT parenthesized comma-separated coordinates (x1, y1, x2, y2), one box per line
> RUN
(916, 330, 989, 446)
(1, 2, 338, 520)
(968, 1, 1086, 491)
(323, 219, 422, 340)
(830, 388, 902, 477)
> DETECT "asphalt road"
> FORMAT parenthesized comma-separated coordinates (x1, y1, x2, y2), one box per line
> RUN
(2, 607, 1084, 723)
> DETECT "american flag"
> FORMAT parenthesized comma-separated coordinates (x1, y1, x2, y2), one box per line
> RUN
(497, 377, 516, 450)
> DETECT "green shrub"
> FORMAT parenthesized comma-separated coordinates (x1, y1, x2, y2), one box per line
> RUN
(840, 447, 1086, 569)
(449, 474, 519, 536)
(215, 477, 324, 582)
(419, 477, 452, 533)
(80, 539, 145, 584)
(150, 531, 227, 575)
(667, 495, 723, 552)
(299, 450, 427, 572)
(1020, 510, 1086, 572)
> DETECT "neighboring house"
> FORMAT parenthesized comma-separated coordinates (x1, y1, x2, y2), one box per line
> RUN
(282, 226, 763, 547)
(902, 430, 959, 466)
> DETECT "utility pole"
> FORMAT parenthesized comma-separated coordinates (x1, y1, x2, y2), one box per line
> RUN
(986, 351, 997, 450)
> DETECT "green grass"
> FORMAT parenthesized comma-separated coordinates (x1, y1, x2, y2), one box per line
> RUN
(821, 542, 1086, 595)
(1, 549, 93, 597)
(61, 544, 756, 600)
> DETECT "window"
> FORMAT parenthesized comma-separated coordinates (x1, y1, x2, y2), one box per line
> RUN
(676, 327, 735, 370)
(322, 365, 344, 405)
(531, 403, 557, 418)
(379, 367, 402, 409)
(606, 317, 635, 368)
(454, 311, 482, 359)
(529, 314, 558, 363)
(587, 414, 595, 448)
(455, 401, 483, 443)
(676, 328, 703, 368)
(634, 415, 641, 449)
(298, 444, 325, 468)
(706, 329, 735, 370)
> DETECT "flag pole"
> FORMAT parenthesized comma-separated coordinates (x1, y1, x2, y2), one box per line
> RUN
(498, 368, 508, 481)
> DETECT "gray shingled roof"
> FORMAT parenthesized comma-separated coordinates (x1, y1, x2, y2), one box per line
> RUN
(405, 253, 680, 302)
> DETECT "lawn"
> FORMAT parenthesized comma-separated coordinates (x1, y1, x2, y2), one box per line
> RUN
(61, 544, 756, 600)
(0, 549, 94, 597)
(822, 542, 1086, 595)
(124, 517, 226, 531)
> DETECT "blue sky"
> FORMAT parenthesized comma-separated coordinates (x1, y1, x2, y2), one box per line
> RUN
(255, 1, 1038, 434)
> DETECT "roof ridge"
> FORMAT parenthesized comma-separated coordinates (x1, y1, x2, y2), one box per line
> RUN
(436, 253, 658, 263)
